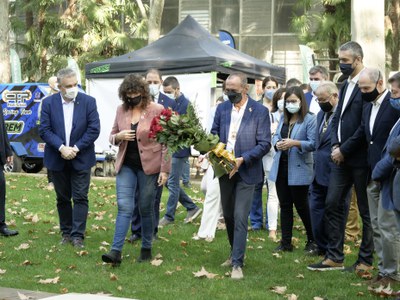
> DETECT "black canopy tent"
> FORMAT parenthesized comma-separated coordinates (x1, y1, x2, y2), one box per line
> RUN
(85, 15, 286, 83)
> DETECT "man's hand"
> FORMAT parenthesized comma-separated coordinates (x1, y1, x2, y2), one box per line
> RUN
(158, 172, 168, 186)
(331, 147, 344, 165)
(60, 146, 77, 160)
(229, 157, 244, 179)
(6, 156, 13, 165)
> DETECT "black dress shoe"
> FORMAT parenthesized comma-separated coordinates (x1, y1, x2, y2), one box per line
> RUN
(128, 233, 141, 243)
(0, 227, 18, 237)
(273, 243, 293, 253)
(102, 250, 122, 266)
(137, 248, 152, 263)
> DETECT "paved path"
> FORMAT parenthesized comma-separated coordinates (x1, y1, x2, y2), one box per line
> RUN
(0, 287, 55, 299)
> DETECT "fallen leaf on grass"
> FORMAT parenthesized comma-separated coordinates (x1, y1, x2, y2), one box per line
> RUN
(151, 259, 163, 266)
(15, 243, 30, 251)
(344, 244, 352, 255)
(368, 283, 397, 297)
(351, 283, 362, 286)
(0, 269, 6, 274)
(285, 294, 298, 300)
(101, 241, 110, 246)
(55, 268, 61, 274)
(31, 214, 39, 223)
(38, 276, 60, 284)
(110, 273, 118, 281)
(68, 265, 76, 270)
(313, 297, 325, 300)
(193, 267, 218, 279)
(21, 260, 32, 266)
(294, 259, 300, 264)
(154, 253, 162, 259)
(270, 286, 287, 295)
(158, 236, 169, 242)
(17, 292, 33, 300)
(180, 240, 188, 247)
(165, 271, 174, 275)
(357, 291, 364, 296)
(60, 288, 68, 294)
(176, 266, 182, 271)
(296, 273, 304, 279)
(272, 253, 282, 259)
(76, 250, 89, 256)
(99, 246, 107, 252)
(117, 286, 122, 291)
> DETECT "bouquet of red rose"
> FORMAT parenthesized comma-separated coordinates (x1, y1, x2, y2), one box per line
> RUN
(149, 105, 236, 177)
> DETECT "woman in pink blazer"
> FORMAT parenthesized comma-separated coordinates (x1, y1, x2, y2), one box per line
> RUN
(102, 74, 171, 266)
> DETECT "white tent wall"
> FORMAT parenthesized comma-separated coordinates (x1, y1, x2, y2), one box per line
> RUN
(87, 73, 213, 152)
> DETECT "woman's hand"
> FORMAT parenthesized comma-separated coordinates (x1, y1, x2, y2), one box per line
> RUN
(116, 130, 135, 142)
(158, 172, 169, 186)
(276, 138, 299, 151)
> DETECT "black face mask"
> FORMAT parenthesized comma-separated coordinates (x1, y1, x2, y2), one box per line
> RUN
(361, 88, 380, 102)
(227, 91, 242, 104)
(126, 95, 142, 108)
(339, 63, 355, 76)
(319, 101, 333, 113)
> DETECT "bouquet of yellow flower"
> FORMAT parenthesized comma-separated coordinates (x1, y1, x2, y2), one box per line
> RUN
(149, 105, 236, 177)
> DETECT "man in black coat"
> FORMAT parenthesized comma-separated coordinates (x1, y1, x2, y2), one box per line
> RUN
(0, 109, 18, 236)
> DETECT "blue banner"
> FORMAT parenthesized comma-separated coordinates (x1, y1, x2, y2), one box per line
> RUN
(218, 30, 236, 49)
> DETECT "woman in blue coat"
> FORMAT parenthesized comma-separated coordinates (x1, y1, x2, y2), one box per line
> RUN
(269, 86, 317, 253)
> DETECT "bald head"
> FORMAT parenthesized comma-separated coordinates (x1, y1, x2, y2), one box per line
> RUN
(359, 68, 385, 100)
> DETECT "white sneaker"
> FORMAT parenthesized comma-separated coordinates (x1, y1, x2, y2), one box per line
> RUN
(231, 266, 243, 279)
(220, 257, 232, 267)
(184, 207, 202, 224)
(158, 217, 174, 227)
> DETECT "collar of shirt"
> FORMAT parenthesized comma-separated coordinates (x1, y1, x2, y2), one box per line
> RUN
(348, 67, 365, 85)
(232, 99, 248, 113)
(61, 95, 76, 105)
(373, 89, 388, 107)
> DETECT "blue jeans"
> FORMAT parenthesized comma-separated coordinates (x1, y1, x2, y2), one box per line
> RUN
(219, 174, 255, 267)
(249, 179, 268, 230)
(165, 157, 197, 221)
(111, 165, 158, 251)
(181, 157, 190, 185)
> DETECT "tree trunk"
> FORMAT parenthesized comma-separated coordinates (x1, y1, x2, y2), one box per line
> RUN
(25, 0, 33, 29)
(148, 0, 165, 44)
(388, 0, 400, 70)
(0, 0, 10, 83)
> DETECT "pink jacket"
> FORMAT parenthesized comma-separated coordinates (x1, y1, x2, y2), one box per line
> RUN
(109, 102, 171, 175)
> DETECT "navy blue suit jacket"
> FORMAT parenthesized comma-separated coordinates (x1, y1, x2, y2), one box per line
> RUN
(363, 91, 400, 171)
(305, 91, 313, 107)
(372, 120, 400, 210)
(314, 110, 335, 186)
(158, 92, 176, 110)
(39, 92, 100, 171)
(331, 80, 368, 167)
(172, 93, 191, 158)
(0, 110, 12, 166)
(211, 97, 271, 185)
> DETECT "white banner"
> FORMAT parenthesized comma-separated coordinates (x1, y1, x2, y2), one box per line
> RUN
(87, 73, 213, 152)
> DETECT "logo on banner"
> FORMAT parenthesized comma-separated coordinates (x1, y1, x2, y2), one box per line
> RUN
(2, 90, 32, 108)
(90, 64, 111, 74)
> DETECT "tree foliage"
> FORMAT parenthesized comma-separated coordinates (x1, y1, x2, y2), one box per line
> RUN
(9, 0, 149, 82)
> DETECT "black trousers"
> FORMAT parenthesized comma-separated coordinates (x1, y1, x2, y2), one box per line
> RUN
(52, 162, 91, 239)
(275, 162, 314, 247)
(325, 164, 373, 265)
(0, 168, 6, 229)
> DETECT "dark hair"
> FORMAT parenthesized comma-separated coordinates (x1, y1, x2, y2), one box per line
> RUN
(119, 74, 151, 111)
(388, 72, 400, 87)
(144, 68, 162, 81)
(163, 76, 180, 89)
(271, 87, 286, 113)
(286, 78, 302, 88)
(339, 41, 364, 60)
(262, 76, 278, 89)
(283, 86, 308, 124)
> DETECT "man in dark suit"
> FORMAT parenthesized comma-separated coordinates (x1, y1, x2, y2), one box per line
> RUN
(39, 68, 100, 248)
(0, 110, 18, 237)
(308, 41, 373, 272)
(307, 81, 338, 256)
(158, 76, 202, 226)
(129, 69, 177, 243)
(304, 65, 329, 114)
(211, 72, 271, 279)
(360, 68, 400, 286)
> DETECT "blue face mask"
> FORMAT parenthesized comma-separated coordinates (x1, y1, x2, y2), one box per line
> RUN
(264, 89, 276, 100)
(390, 97, 400, 111)
(164, 92, 175, 100)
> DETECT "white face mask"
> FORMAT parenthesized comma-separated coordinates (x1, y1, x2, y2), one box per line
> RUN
(277, 99, 284, 111)
(165, 92, 175, 100)
(223, 94, 229, 101)
(309, 81, 321, 92)
(286, 102, 301, 114)
(64, 86, 78, 99)
(149, 84, 160, 96)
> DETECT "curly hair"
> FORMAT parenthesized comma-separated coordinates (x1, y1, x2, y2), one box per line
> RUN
(118, 74, 151, 110)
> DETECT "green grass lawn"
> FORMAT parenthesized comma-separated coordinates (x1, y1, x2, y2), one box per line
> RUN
(0, 173, 388, 299)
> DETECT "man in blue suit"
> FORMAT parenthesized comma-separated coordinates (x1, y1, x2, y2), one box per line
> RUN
(159, 76, 202, 226)
(358, 68, 400, 286)
(308, 81, 339, 257)
(129, 69, 176, 243)
(39, 68, 100, 248)
(304, 65, 329, 114)
(211, 72, 271, 279)
(308, 41, 373, 272)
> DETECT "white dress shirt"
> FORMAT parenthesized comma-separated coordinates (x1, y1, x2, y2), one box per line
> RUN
(309, 93, 321, 115)
(61, 96, 75, 147)
(226, 100, 248, 154)
(337, 69, 364, 142)
(369, 89, 388, 134)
